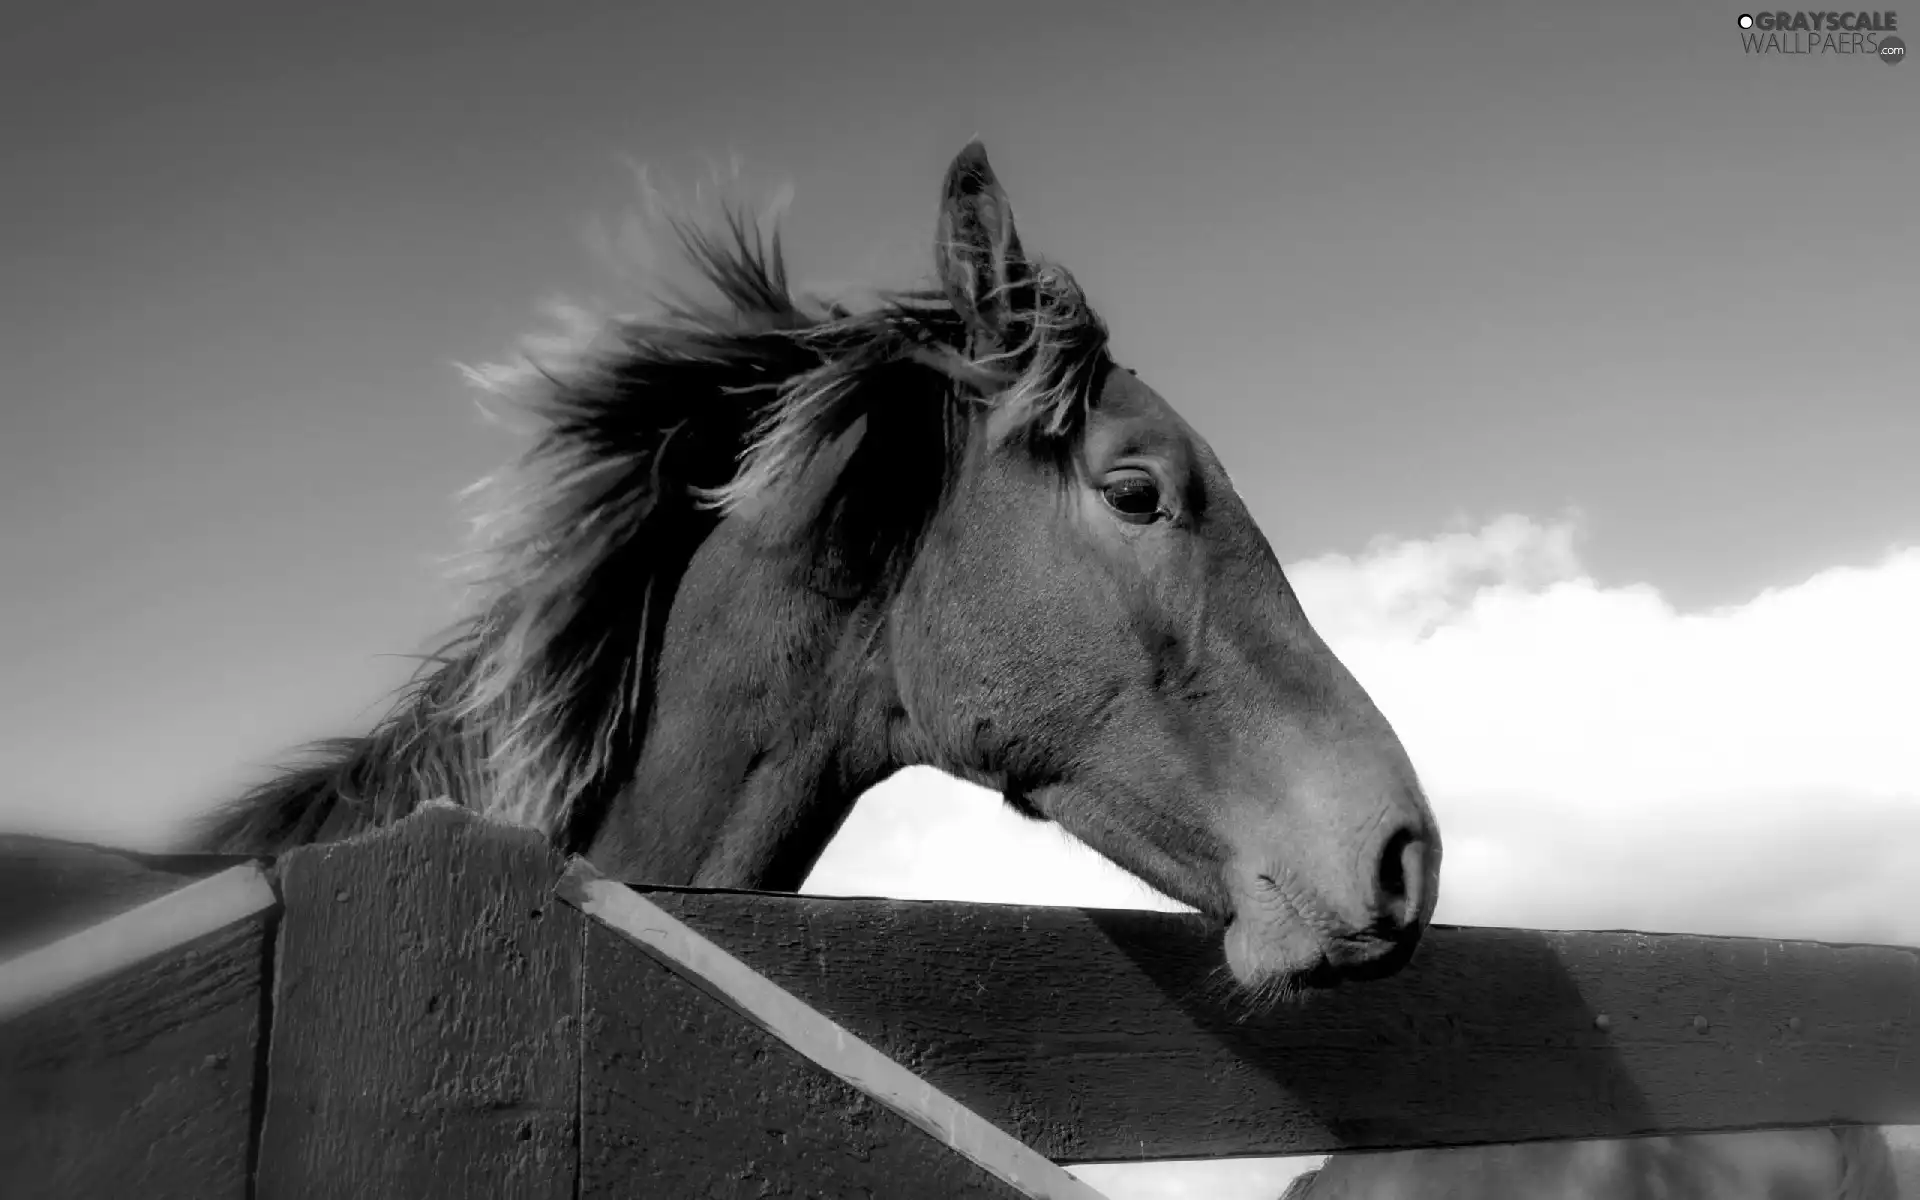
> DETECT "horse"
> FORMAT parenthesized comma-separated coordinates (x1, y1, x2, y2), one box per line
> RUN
(193, 139, 1442, 996)
(1280, 1126, 1901, 1198)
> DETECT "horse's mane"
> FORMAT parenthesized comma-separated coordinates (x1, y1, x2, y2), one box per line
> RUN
(196, 194, 1110, 856)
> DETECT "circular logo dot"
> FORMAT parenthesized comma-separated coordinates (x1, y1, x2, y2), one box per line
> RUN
(1737, 13, 1754, 28)
(1880, 35, 1907, 63)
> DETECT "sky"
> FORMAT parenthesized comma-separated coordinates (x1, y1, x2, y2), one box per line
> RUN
(2, 3, 1916, 1197)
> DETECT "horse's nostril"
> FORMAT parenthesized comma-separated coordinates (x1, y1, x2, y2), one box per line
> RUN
(1377, 828, 1410, 899)
(1375, 825, 1429, 929)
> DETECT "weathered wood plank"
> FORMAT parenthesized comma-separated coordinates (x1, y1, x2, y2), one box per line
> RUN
(564, 865, 1104, 1200)
(580, 917, 1071, 1200)
(633, 891, 1920, 1162)
(256, 802, 581, 1200)
(0, 834, 249, 960)
(0, 913, 270, 1200)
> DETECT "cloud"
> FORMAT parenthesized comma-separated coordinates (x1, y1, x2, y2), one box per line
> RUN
(1290, 516, 1920, 945)
(804, 514, 1920, 1200)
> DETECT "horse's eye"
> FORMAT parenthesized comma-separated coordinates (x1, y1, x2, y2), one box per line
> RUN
(1100, 472, 1164, 524)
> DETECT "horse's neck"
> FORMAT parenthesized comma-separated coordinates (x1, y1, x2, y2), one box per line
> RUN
(581, 519, 900, 891)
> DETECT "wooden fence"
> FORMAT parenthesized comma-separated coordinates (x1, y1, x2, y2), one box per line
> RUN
(4, 801, 1918, 1198)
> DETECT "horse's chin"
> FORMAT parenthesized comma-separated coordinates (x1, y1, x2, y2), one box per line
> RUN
(1222, 916, 1332, 999)
(1223, 914, 1423, 998)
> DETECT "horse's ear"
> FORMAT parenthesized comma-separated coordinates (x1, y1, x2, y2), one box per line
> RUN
(935, 139, 1036, 350)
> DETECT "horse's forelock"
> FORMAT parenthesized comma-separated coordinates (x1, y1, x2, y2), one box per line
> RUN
(979, 262, 1109, 447)
(709, 262, 1108, 514)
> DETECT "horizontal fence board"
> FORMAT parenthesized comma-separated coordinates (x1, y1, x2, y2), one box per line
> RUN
(569, 867, 1103, 1199)
(258, 803, 581, 1200)
(635, 890, 1920, 1162)
(582, 918, 1064, 1200)
(11, 811, 1917, 1194)
(0, 912, 270, 1200)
